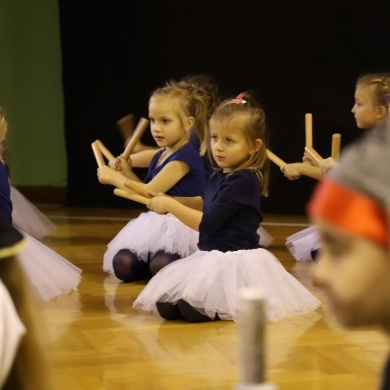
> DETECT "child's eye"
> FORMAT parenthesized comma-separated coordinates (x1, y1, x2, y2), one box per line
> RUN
(226, 138, 234, 143)
(210, 135, 218, 141)
(162, 119, 171, 124)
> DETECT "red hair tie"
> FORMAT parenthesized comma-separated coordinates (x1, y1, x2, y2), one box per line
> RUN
(233, 93, 247, 104)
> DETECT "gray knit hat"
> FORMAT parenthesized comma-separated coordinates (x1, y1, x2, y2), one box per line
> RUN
(307, 116, 390, 247)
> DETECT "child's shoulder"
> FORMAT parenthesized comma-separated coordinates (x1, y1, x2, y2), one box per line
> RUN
(227, 169, 259, 182)
(220, 169, 261, 192)
(170, 143, 203, 164)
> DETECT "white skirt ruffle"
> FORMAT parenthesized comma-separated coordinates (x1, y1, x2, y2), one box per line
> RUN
(103, 211, 199, 274)
(133, 248, 321, 321)
(10, 186, 57, 240)
(285, 225, 322, 262)
(17, 230, 82, 302)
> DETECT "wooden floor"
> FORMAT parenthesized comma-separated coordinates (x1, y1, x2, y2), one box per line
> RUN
(32, 203, 389, 390)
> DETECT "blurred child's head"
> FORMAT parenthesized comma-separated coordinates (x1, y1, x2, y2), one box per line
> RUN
(180, 73, 220, 121)
(352, 72, 390, 129)
(209, 92, 270, 196)
(308, 117, 390, 330)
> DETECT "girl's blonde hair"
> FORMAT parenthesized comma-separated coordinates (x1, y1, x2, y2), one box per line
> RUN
(208, 92, 270, 196)
(0, 107, 9, 164)
(356, 72, 390, 107)
(150, 81, 210, 156)
(179, 73, 220, 121)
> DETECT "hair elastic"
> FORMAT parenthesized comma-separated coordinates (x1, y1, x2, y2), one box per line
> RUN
(232, 93, 247, 104)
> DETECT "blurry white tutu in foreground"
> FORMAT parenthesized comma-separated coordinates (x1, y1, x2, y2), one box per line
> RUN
(17, 230, 82, 302)
(10, 186, 57, 240)
(285, 225, 322, 262)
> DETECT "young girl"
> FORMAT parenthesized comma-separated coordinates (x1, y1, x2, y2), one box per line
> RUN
(282, 72, 390, 262)
(132, 92, 321, 322)
(0, 214, 53, 389)
(111, 74, 274, 247)
(0, 107, 82, 302)
(112, 73, 220, 177)
(307, 115, 390, 390)
(0, 113, 57, 241)
(98, 82, 208, 282)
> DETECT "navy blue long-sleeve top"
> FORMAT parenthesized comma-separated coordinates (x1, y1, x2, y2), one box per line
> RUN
(198, 169, 262, 252)
(0, 162, 12, 222)
(144, 143, 206, 197)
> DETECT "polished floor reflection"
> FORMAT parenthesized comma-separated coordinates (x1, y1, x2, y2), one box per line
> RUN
(34, 204, 388, 390)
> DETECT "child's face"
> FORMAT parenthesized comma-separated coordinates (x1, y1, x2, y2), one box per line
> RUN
(312, 219, 390, 330)
(148, 97, 189, 151)
(209, 124, 253, 173)
(351, 85, 387, 129)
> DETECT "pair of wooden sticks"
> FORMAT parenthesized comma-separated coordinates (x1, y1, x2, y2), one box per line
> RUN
(266, 113, 342, 169)
(304, 113, 342, 167)
(91, 117, 150, 168)
(91, 117, 151, 205)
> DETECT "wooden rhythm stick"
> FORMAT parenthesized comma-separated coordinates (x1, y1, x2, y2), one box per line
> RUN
(235, 288, 276, 390)
(91, 141, 105, 167)
(116, 113, 135, 141)
(124, 180, 152, 198)
(122, 117, 150, 160)
(266, 149, 286, 168)
(331, 133, 342, 161)
(113, 188, 149, 205)
(305, 113, 313, 148)
(304, 146, 323, 167)
(95, 139, 115, 161)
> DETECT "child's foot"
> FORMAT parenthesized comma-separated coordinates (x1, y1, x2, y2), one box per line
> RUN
(156, 301, 183, 320)
(177, 299, 220, 323)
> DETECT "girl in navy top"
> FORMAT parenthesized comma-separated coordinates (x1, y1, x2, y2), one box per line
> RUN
(98, 82, 209, 282)
(133, 92, 321, 322)
(0, 107, 82, 302)
(111, 73, 220, 181)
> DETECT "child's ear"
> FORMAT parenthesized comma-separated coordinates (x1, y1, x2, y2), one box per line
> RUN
(250, 139, 262, 154)
(377, 105, 387, 119)
(186, 116, 195, 131)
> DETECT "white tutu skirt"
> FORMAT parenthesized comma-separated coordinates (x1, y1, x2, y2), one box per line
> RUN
(103, 211, 199, 273)
(133, 248, 321, 321)
(285, 225, 322, 262)
(17, 230, 82, 302)
(10, 186, 57, 240)
(257, 225, 274, 248)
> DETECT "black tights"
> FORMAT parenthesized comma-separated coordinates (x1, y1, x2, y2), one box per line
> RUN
(112, 249, 181, 282)
(156, 299, 221, 323)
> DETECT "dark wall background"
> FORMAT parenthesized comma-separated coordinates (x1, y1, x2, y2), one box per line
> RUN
(58, 0, 390, 214)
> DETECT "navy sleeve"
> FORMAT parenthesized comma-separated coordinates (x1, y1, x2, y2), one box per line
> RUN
(0, 163, 12, 222)
(173, 144, 202, 172)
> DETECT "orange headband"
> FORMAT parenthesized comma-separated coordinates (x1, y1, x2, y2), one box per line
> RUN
(307, 179, 389, 247)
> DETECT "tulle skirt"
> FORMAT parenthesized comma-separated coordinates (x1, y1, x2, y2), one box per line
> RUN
(17, 230, 82, 302)
(133, 248, 321, 321)
(10, 186, 57, 240)
(285, 225, 322, 262)
(257, 225, 274, 248)
(103, 211, 199, 273)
